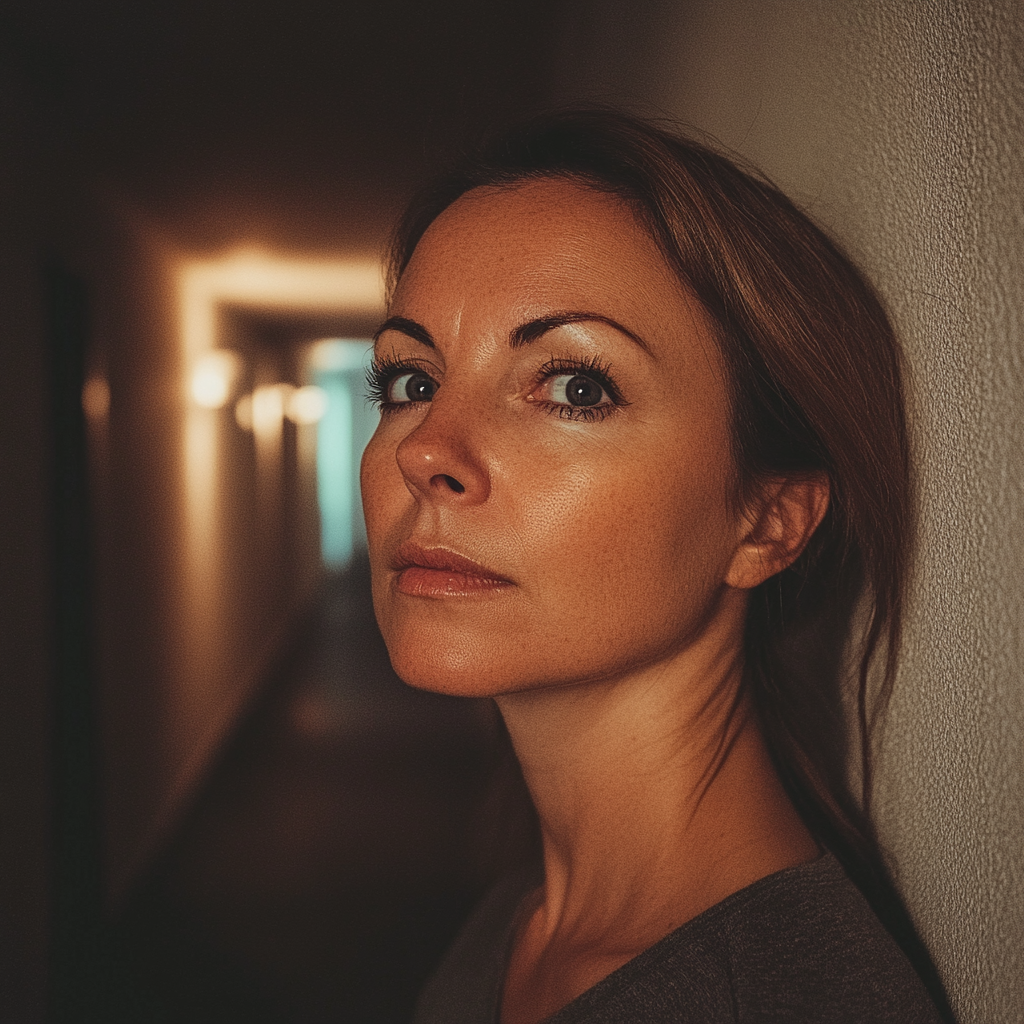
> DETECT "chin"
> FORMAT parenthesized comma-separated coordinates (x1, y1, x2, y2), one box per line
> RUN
(372, 578, 535, 698)
(382, 623, 518, 698)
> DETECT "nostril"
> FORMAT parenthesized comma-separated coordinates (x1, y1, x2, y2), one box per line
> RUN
(439, 474, 465, 494)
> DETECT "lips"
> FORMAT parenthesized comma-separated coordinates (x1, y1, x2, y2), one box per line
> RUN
(393, 541, 514, 597)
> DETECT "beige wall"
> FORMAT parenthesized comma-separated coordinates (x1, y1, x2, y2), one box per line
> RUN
(559, 1, 1024, 1020)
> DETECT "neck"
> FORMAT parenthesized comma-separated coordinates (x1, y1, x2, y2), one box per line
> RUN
(495, 587, 818, 948)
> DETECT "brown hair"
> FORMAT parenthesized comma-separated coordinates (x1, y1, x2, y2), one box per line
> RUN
(386, 108, 949, 1016)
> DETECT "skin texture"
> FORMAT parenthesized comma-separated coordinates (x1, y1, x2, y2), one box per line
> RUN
(360, 179, 829, 1024)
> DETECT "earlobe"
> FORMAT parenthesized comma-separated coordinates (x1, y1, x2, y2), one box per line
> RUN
(724, 474, 830, 590)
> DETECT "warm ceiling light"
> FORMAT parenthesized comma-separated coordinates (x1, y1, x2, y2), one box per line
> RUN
(191, 349, 242, 409)
(179, 252, 384, 365)
(286, 385, 329, 425)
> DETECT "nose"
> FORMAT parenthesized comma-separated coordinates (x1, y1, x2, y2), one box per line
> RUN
(394, 395, 491, 506)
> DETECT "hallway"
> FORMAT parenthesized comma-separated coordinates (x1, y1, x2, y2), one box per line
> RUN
(103, 562, 508, 1022)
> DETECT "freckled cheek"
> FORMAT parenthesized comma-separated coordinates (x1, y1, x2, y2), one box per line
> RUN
(508, 451, 732, 615)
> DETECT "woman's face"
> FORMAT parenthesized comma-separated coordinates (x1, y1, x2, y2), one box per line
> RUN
(361, 178, 748, 697)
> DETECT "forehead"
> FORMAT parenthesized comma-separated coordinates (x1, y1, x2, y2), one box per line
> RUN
(392, 178, 704, 337)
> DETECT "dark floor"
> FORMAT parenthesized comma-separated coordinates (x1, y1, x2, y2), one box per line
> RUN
(101, 561, 518, 1023)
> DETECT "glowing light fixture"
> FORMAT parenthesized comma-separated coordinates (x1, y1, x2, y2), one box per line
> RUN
(191, 349, 242, 409)
(82, 376, 111, 421)
(250, 384, 291, 434)
(176, 250, 384, 608)
(286, 384, 329, 425)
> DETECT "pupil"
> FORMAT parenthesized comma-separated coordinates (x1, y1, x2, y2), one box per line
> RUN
(567, 375, 602, 407)
(405, 373, 436, 401)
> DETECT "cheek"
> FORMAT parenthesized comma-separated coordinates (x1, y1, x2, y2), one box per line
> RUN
(435, 439, 739, 691)
(523, 447, 735, 625)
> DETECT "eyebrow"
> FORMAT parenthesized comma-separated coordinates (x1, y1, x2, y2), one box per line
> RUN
(511, 312, 651, 354)
(373, 315, 435, 348)
(373, 310, 651, 354)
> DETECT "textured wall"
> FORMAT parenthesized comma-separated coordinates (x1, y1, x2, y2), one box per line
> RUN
(558, 1, 1024, 1019)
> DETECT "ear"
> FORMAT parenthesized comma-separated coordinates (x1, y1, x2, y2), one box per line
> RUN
(725, 474, 830, 590)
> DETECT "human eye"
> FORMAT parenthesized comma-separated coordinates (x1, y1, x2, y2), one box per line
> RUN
(366, 354, 438, 411)
(531, 357, 626, 422)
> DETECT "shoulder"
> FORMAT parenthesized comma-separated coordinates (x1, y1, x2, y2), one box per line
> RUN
(413, 855, 946, 1024)
(711, 853, 943, 1023)
(552, 854, 944, 1024)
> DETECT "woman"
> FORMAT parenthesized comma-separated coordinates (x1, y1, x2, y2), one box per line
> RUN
(360, 110, 950, 1023)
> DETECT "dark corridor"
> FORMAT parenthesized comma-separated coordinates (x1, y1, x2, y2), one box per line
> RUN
(101, 563, 506, 1023)
(0, 2, 592, 1018)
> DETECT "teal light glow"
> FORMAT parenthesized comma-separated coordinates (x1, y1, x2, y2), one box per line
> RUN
(311, 340, 377, 568)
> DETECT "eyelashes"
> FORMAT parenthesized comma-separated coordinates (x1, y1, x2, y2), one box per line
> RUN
(365, 353, 429, 409)
(530, 356, 624, 422)
(366, 351, 627, 422)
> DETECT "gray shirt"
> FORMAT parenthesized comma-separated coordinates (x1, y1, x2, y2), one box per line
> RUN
(414, 853, 944, 1023)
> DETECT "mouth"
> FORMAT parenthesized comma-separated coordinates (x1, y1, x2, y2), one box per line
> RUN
(392, 541, 514, 597)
